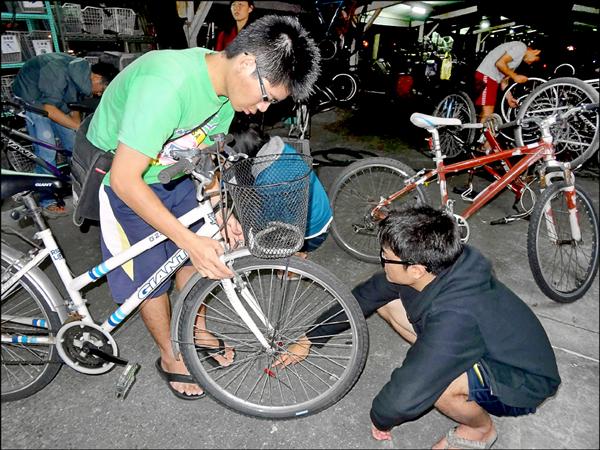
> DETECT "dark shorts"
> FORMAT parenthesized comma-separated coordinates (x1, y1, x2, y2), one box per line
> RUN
(474, 71, 499, 107)
(467, 363, 537, 417)
(99, 177, 203, 304)
(301, 231, 329, 253)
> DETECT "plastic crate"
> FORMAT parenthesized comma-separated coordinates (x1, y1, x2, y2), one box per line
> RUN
(82, 6, 104, 35)
(99, 51, 122, 70)
(104, 7, 136, 35)
(1, 75, 17, 102)
(23, 30, 54, 59)
(6, 1, 47, 14)
(282, 137, 311, 156)
(1, 31, 24, 64)
(83, 55, 99, 65)
(61, 3, 84, 34)
(119, 53, 141, 71)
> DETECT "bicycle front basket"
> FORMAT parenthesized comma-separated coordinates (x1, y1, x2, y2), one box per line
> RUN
(222, 153, 312, 259)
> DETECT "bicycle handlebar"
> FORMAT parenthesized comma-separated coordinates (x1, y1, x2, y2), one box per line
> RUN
(3, 98, 48, 117)
(158, 133, 239, 185)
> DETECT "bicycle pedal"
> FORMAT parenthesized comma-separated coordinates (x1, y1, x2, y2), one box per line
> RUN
(115, 363, 140, 400)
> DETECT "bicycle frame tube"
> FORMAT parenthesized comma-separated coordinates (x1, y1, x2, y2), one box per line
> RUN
(480, 128, 528, 198)
(1, 133, 66, 179)
(2, 125, 68, 154)
(378, 142, 552, 220)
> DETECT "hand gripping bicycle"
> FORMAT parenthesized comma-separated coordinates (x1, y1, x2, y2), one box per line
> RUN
(1, 135, 368, 419)
(329, 105, 599, 303)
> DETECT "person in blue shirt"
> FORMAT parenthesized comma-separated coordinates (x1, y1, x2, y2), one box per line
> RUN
(231, 123, 332, 258)
(12, 52, 116, 216)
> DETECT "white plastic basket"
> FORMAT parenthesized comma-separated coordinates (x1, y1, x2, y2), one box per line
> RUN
(83, 55, 99, 65)
(1, 75, 17, 101)
(82, 6, 104, 35)
(119, 53, 141, 71)
(1, 31, 24, 64)
(61, 3, 84, 34)
(23, 30, 54, 59)
(104, 7, 136, 35)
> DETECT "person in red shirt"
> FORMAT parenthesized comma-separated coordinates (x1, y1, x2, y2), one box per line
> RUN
(215, 1, 255, 51)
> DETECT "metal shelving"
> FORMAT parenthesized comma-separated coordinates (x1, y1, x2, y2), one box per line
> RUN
(1, 1, 61, 69)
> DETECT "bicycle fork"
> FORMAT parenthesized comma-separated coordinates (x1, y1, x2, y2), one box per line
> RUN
(542, 169, 581, 243)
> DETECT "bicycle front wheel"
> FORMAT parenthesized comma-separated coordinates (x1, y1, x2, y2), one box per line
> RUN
(1, 252, 62, 401)
(433, 91, 477, 157)
(515, 77, 599, 169)
(177, 256, 368, 419)
(329, 157, 429, 263)
(527, 181, 599, 303)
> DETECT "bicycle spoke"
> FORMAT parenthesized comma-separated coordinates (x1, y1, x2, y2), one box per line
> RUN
(179, 257, 368, 417)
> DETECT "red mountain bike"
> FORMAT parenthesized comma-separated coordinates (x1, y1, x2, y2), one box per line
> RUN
(329, 104, 599, 303)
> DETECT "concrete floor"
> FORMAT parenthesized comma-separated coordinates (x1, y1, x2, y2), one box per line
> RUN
(1, 107, 598, 449)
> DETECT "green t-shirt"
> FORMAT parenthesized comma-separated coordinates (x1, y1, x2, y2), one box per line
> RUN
(87, 48, 234, 185)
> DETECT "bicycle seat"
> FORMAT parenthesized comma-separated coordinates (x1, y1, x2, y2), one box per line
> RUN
(0, 169, 65, 200)
(410, 113, 462, 130)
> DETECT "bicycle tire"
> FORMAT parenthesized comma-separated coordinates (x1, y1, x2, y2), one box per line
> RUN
(527, 181, 599, 303)
(499, 77, 546, 123)
(515, 77, 599, 169)
(329, 157, 429, 263)
(318, 39, 337, 61)
(311, 147, 378, 167)
(329, 72, 358, 103)
(433, 91, 477, 157)
(177, 256, 368, 419)
(1, 252, 62, 401)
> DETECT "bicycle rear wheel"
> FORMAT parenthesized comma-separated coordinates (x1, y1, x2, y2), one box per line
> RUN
(515, 77, 599, 169)
(527, 181, 599, 303)
(433, 91, 477, 157)
(329, 157, 429, 263)
(177, 256, 368, 419)
(1, 252, 62, 401)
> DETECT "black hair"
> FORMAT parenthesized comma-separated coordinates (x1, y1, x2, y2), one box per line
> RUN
(225, 15, 321, 101)
(91, 61, 118, 85)
(229, 119, 269, 157)
(230, 0, 254, 6)
(378, 204, 463, 275)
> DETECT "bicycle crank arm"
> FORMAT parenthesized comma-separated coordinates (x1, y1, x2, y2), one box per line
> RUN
(83, 344, 128, 366)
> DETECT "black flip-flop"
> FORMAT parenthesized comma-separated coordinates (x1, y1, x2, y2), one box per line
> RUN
(196, 338, 235, 369)
(155, 358, 206, 401)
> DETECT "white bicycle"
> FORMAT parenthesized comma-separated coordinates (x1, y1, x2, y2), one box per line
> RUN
(1, 135, 368, 419)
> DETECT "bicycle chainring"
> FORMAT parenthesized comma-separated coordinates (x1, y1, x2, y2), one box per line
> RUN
(55, 321, 118, 374)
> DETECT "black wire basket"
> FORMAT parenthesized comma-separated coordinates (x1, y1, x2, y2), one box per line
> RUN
(222, 153, 312, 259)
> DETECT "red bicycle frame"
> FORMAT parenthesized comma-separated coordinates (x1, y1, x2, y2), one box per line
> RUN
(375, 138, 555, 221)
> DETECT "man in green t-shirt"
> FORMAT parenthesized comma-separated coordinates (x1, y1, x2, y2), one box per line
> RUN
(83, 15, 321, 400)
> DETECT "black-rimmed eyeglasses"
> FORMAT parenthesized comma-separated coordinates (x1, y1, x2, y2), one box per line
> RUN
(255, 66, 279, 104)
(379, 251, 419, 268)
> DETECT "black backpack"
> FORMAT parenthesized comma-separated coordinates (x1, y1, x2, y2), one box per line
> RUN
(71, 114, 113, 226)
